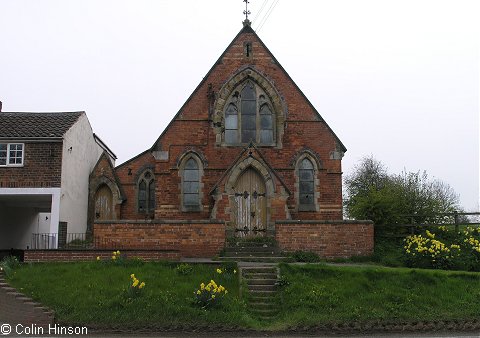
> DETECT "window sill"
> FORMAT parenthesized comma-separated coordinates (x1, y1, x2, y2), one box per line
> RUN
(0, 164, 24, 168)
(182, 206, 201, 212)
(298, 205, 316, 212)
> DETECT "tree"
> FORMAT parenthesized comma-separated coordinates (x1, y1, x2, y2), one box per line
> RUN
(344, 156, 461, 225)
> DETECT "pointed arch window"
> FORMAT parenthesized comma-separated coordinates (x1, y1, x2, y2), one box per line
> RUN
(183, 158, 200, 208)
(138, 170, 155, 213)
(299, 158, 315, 210)
(223, 80, 275, 145)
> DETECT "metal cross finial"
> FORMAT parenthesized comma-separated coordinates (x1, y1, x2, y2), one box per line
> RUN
(243, 0, 251, 20)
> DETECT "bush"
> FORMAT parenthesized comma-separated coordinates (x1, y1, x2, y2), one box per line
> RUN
(290, 251, 321, 263)
(194, 279, 227, 309)
(404, 226, 480, 271)
(125, 273, 146, 299)
(0, 256, 20, 277)
(175, 263, 193, 275)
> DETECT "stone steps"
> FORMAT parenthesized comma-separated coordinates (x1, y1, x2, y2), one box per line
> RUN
(219, 256, 287, 263)
(241, 265, 280, 320)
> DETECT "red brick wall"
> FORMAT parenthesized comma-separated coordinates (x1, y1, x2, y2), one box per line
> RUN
(115, 151, 156, 219)
(93, 221, 225, 257)
(114, 28, 344, 222)
(24, 249, 179, 262)
(0, 142, 63, 188)
(275, 221, 374, 259)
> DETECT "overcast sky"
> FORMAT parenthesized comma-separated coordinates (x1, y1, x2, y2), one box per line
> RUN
(0, 0, 478, 211)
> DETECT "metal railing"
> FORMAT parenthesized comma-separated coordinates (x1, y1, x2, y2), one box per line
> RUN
(31, 233, 93, 249)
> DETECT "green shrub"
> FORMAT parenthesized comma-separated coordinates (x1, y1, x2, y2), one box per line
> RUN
(194, 279, 227, 309)
(290, 251, 321, 263)
(404, 226, 480, 271)
(175, 263, 193, 275)
(0, 256, 20, 277)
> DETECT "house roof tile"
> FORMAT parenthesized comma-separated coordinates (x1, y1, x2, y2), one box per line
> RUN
(0, 111, 84, 138)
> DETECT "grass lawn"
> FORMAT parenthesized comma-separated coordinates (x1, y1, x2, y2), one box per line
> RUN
(6, 260, 254, 329)
(5, 260, 480, 330)
(275, 264, 480, 329)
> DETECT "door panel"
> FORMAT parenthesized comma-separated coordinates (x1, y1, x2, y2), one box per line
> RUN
(94, 185, 113, 220)
(233, 168, 267, 237)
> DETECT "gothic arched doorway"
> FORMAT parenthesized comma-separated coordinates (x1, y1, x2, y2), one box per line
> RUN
(232, 168, 267, 238)
(94, 185, 113, 220)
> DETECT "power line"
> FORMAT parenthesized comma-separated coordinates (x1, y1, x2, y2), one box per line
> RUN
(252, 0, 268, 23)
(256, 0, 279, 33)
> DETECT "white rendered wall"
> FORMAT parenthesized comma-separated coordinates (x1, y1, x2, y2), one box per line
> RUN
(0, 188, 60, 249)
(59, 114, 106, 235)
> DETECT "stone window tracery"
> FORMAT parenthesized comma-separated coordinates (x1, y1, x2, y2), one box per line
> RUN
(138, 170, 155, 213)
(223, 80, 275, 145)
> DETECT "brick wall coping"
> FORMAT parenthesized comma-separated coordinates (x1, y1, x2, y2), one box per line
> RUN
(95, 220, 225, 225)
(276, 220, 374, 225)
(25, 248, 180, 252)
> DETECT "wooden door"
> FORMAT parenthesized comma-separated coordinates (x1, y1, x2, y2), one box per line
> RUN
(94, 185, 113, 220)
(233, 168, 267, 237)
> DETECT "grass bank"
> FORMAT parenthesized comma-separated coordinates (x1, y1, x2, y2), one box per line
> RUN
(5, 261, 480, 330)
(6, 260, 253, 329)
(275, 264, 480, 329)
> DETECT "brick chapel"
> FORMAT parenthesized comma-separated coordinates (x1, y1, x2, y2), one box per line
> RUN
(88, 20, 373, 258)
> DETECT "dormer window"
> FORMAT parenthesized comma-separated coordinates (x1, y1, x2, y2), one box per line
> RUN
(223, 80, 275, 146)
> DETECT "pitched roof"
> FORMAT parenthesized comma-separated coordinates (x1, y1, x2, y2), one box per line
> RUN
(150, 23, 346, 153)
(0, 111, 84, 138)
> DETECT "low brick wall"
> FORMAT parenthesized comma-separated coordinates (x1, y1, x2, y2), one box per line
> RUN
(24, 249, 180, 263)
(275, 220, 374, 258)
(94, 220, 226, 258)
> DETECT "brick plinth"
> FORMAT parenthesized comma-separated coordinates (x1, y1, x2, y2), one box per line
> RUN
(93, 221, 226, 258)
(275, 220, 374, 259)
(23, 249, 180, 262)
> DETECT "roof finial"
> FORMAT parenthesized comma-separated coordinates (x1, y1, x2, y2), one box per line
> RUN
(243, 0, 251, 26)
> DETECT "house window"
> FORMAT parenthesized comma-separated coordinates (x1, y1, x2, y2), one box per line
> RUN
(0, 143, 24, 166)
(224, 81, 275, 145)
(138, 170, 155, 213)
(183, 158, 200, 209)
(299, 158, 315, 210)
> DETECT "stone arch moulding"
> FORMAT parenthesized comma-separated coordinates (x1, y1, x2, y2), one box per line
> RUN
(225, 157, 276, 196)
(88, 175, 122, 234)
(291, 148, 323, 170)
(294, 150, 322, 212)
(222, 157, 283, 238)
(176, 149, 208, 169)
(177, 150, 206, 212)
(212, 67, 287, 148)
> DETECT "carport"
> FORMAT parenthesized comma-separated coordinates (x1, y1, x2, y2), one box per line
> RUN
(0, 188, 60, 250)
